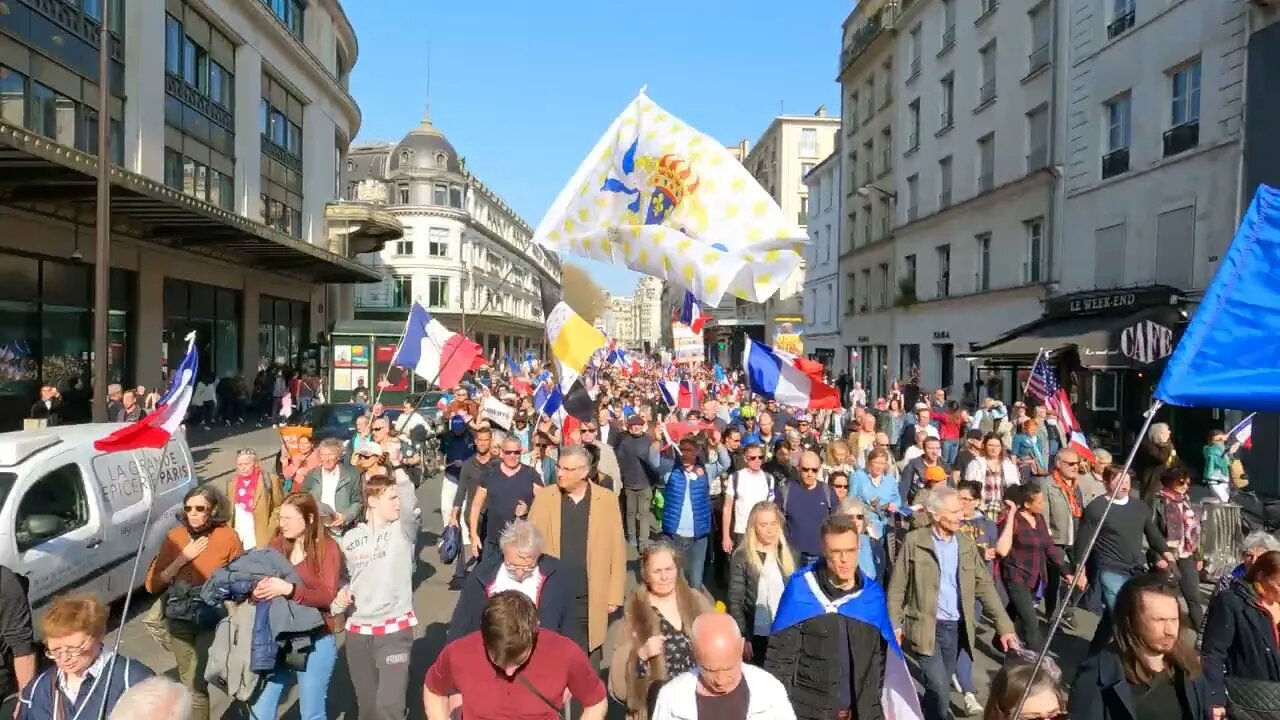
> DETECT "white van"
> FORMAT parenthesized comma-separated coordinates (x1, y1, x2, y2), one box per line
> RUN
(0, 423, 195, 616)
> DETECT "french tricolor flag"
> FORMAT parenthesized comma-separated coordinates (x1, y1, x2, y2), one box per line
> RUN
(391, 303, 484, 391)
(95, 332, 199, 452)
(742, 339, 840, 410)
(1230, 413, 1255, 450)
(679, 290, 708, 334)
(659, 380, 702, 411)
(1049, 388, 1095, 464)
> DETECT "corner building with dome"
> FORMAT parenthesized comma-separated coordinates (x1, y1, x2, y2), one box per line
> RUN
(342, 104, 561, 366)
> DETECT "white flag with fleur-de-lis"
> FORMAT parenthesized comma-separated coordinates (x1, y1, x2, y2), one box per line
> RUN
(531, 92, 806, 307)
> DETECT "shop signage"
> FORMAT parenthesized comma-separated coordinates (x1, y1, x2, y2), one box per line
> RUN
(1120, 319, 1176, 365)
(856, 336, 870, 343)
(1046, 287, 1180, 317)
(933, 331, 951, 340)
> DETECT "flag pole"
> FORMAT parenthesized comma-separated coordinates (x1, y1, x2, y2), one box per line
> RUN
(1010, 398, 1164, 719)
(1021, 347, 1046, 399)
(96, 448, 161, 720)
(373, 307, 417, 407)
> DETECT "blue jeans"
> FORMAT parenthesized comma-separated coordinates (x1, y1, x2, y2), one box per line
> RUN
(916, 620, 963, 720)
(941, 440, 959, 467)
(1099, 569, 1133, 612)
(250, 632, 338, 720)
(668, 534, 708, 590)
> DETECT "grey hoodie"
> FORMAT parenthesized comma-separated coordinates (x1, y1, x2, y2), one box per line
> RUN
(339, 477, 419, 627)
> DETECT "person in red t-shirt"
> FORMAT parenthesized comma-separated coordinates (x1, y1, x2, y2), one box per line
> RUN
(424, 590, 606, 720)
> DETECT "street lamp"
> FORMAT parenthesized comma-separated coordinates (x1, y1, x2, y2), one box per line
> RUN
(856, 184, 897, 201)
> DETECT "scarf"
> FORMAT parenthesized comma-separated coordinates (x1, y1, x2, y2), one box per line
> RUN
(1159, 488, 1200, 556)
(234, 468, 260, 514)
(1053, 471, 1082, 518)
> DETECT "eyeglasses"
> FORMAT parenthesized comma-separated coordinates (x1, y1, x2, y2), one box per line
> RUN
(557, 464, 586, 473)
(502, 450, 522, 456)
(849, 512, 864, 519)
(184, 504, 210, 513)
(800, 466, 820, 473)
(45, 641, 93, 660)
(373, 426, 389, 432)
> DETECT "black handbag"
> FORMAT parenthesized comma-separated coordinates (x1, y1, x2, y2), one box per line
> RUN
(164, 581, 224, 631)
(1227, 676, 1280, 720)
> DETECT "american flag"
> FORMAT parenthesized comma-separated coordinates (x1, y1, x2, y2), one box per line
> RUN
(1025, 352, 1058, 403)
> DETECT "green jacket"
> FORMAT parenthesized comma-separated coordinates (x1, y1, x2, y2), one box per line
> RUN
(299, 465, 364, 529)
(887, 526, 1015, 656)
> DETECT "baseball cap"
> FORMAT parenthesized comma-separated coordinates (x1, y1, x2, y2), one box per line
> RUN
(924, 465, 948, 485)
(627, 414, 645, 426)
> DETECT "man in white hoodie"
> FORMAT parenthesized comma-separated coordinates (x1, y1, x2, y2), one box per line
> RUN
(335, 473, 419, 719)
(651, 612, 794, 720)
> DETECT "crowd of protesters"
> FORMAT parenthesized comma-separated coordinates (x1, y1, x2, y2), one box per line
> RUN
(0, 350, 1274, 720)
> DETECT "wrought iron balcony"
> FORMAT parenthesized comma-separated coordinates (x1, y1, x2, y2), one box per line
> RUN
(1162, 121, 1199, 158)
(1102, 147, 1130, 179)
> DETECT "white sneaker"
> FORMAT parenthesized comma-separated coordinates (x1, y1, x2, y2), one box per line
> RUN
(963, 692, 983, 716)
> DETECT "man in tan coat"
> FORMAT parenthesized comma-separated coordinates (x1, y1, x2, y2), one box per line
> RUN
(528, 445, 627, 661)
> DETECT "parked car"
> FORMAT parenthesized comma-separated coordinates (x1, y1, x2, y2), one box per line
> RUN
(286, 403, 403, 445)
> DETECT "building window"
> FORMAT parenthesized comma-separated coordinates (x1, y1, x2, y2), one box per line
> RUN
(859, 268, 871, 311)
(391, 275, 413, 307)
(975, 233, 992, 291)
(393, 238, 413, 256)
(427, 276, 450, 307)
(977, 134, 995, 192)
(939, 156, 953, 208)
(801, 162, 815, 186)
(1108, 0, 1136, 38)
(164, 147, 234, 210)
(450, 186, 464, 208)
(907, 100, 920, 152)
(940, 74, 955, 129)
(164, 8, 236, 163)
(258, 295, 308, 367)
(848, 90, 860, 130)
(7, 68, 122, 163)
(935, 244, 951, 297)
(1103, 94, 1132, 178)
(1027, 106, 1049, 171)
(435, 152, 447, 167)
(29, 83, 75, 147)
(877, 263, 890, 308)
(845, 272, 857, 315)
(903, 254, 918, 298)
(261, 73, 304, 236)
(262, 0, 304, 39)
(428, 228, 449, 257)
(1029, 4, 1051, 72)
(1025, 218, 1045, 283)
(799, 128, 818, 157)
(906, 174, 919, 221)
(908, 26, 922, 79)
(978, 42, 997, 106)
(941, 0, 956, 50)
(397, 185, 409, 204)
(1170, 60, 1202, 127)
(433, 183, 448, 206)
(164, 278, 240, 380)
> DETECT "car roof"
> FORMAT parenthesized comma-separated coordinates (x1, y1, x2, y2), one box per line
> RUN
(0, 423, 185, 468)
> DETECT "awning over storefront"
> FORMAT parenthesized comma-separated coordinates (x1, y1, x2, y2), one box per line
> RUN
(0, 122, 383, 284)
(963, 305, 1184, 370)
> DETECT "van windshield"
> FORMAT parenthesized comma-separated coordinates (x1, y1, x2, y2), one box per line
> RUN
(0, 473, 14, 512)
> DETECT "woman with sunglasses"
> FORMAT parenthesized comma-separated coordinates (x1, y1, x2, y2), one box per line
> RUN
(983, 651, 1068, 720)
(17, 595, 154, 720)
(143, 486, 242, 720)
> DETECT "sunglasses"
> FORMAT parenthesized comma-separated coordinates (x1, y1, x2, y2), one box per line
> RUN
(832, 483, 849, 489)
(849, 512, 863, 519)
(502, 450, 522, 456)
(184, 504, 210, 513)
(800, 466, 820, 473)
(746, 455, 764, 461)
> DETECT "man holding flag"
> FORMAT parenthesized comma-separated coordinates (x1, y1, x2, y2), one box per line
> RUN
(765, 514, 924, 720)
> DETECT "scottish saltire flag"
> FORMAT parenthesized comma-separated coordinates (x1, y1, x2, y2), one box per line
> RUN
(391, 303, 483, 390)
(95, 332, 199, 452)
(772, 569, 924, 720)
(532, 92, 805, 307)
(680, 290, 708, 333)
(743, 339, 840, 410)
(1230, 413, 1255, 449)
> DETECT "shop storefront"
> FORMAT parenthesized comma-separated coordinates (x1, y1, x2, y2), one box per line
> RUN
(0, 254, 135, 428)
(963, 285, 1209, 453)
(163, 278, 241, 381)
(849, 338, 891, 401)
(258, 295, 310, 368)
(328, 319, 421, 405)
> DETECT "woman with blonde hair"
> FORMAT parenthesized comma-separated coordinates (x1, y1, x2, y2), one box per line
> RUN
(607, 539, 714, 720)
(983, 651, 1068, 720)
(726, 501, 797, 665)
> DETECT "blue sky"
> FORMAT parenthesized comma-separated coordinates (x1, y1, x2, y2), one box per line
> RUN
(346, 1, 849, 295)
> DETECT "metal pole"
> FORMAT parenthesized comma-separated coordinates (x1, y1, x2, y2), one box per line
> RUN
(91, 0, 112, 422)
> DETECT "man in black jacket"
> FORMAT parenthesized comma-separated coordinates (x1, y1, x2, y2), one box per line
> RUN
(0, 565, 35, 717)
(446, 519, 572, 642)
(613, 415, 660, 557)
(765, 514, 890, 720)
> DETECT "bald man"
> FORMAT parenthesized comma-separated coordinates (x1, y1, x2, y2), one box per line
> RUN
(651, 613, 794, 719)
(779, 451, 839, 566)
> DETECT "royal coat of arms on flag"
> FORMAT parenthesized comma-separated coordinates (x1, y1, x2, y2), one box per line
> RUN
(532, 92, 806, 307)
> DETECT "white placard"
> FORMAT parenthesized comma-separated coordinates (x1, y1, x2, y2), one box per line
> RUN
(672, 324, 704, 363)
(481, 396, 514, 430)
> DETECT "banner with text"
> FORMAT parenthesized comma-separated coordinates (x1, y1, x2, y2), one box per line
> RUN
(672, 324, 705, 363)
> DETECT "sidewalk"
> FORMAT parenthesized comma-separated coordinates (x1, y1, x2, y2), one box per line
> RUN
(186, 424, 284, 484)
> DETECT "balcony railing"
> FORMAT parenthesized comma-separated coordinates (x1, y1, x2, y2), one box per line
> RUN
(940, 26, 956, 53)
(1028, 44, 1051, 74)
(977, 0, 998, 22)
(936, 277, 950, 298)
(881, 147, 892, 173)
(840, 3, 900, 74)
(908, 57, 921, 80)
(940, 110, 954, 131)
(939, 189, 953, 209)
(846, 299, 857, 315)
(1102, 147, 1130, 179)
(1107, 10, 1135, 39)
(907, 133, 919, 152)
(1026, 144, 1048, 171)
(880, 216, 891, 236)
(974, 271, 990, 292)
(1024, 260, 1045, 284)
(865, 162, 874, 180)
(978, 81, 996, 106)
(1163, 121, 1199, 157)
(907, 205, 919, 221)
(978, 172, 994, 192)
(797, 211, 808, 226)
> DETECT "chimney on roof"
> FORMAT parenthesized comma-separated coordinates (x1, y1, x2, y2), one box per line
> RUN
(815, 105, 828, 117)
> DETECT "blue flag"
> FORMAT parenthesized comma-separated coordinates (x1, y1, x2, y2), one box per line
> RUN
(771, 568, 924, 719)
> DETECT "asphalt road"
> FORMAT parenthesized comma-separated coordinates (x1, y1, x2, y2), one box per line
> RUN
(101, 426, 1108, 719)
